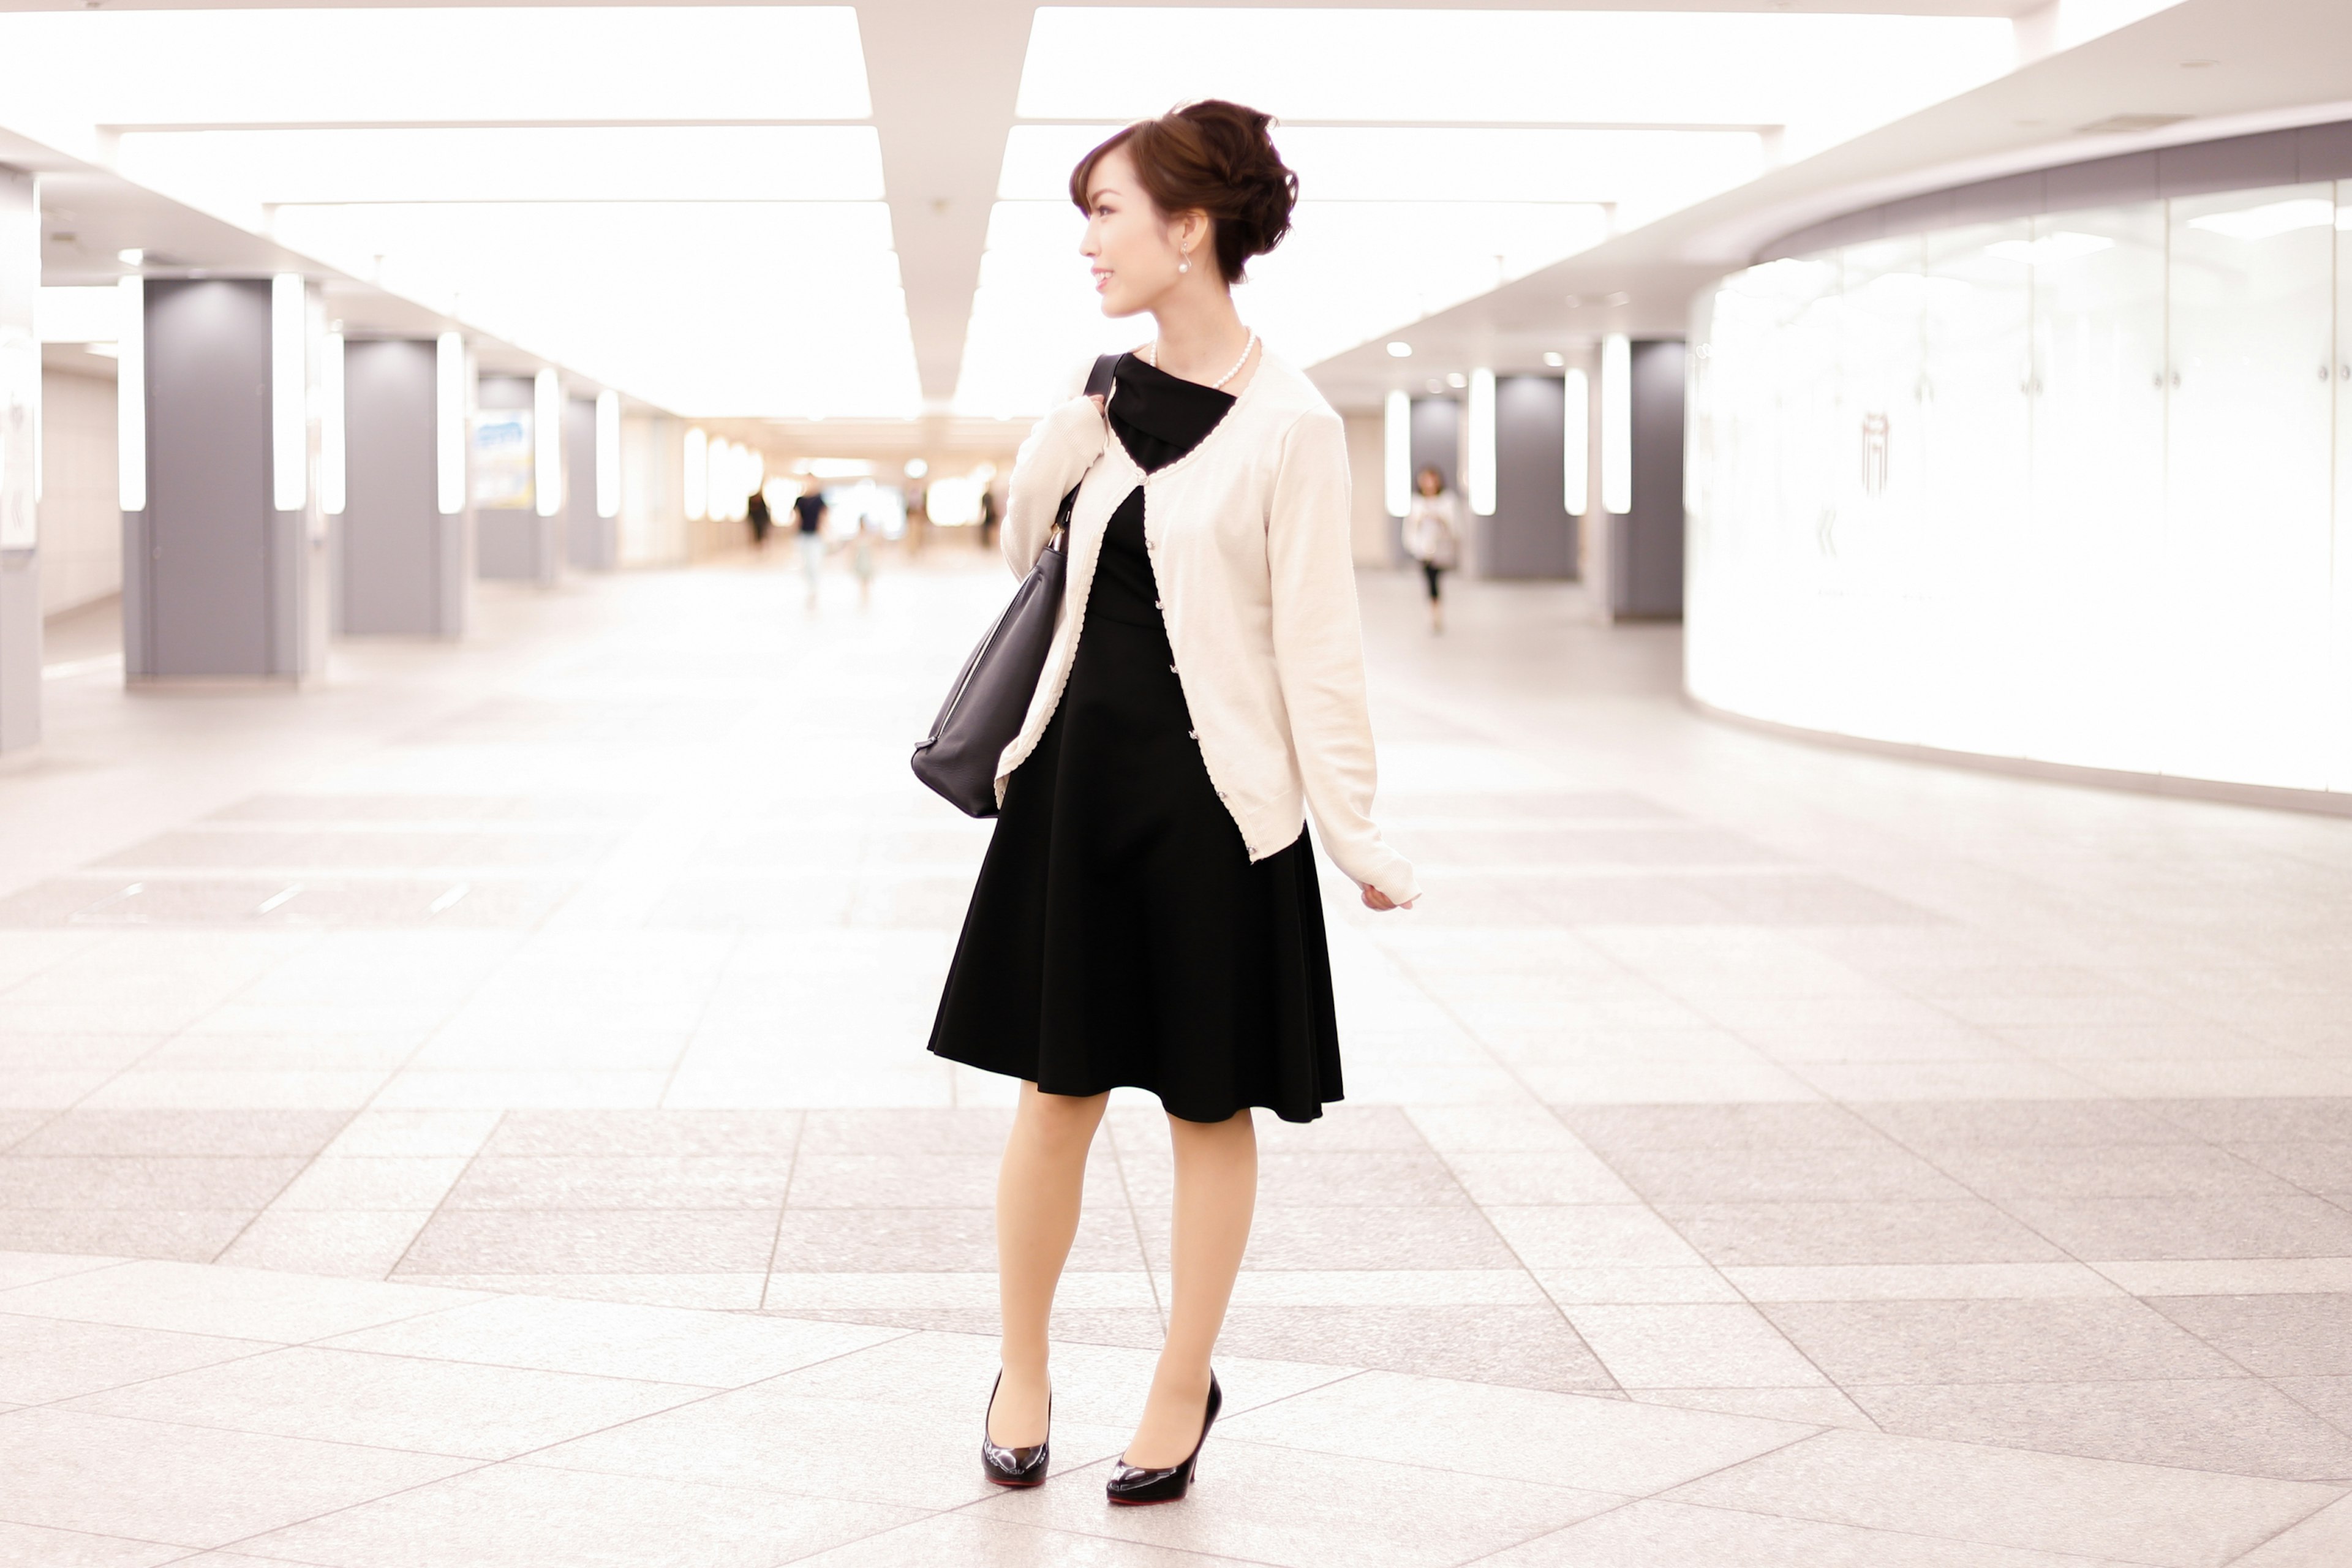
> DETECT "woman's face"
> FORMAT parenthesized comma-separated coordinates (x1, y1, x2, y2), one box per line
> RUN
(1081, 146, 1206, 318)
(1417, 470, 1441, 497)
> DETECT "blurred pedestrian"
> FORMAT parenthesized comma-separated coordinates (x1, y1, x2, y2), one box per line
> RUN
(793, 478, 827, 607)
(747, 485, 774, 553)
(1402, 464, 1461, 633)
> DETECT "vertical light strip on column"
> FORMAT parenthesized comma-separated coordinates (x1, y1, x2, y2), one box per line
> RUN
(116, 277, 145, 511)
(271, 275, 306, 512)
(1382, 390, 1409, 518)
(1467, 368, 1497, 517)
(435, 331, 465, 515)
(595, 391, 620, 519)
(682, 427, 707, 521)
(1562, 366, 1589, 516)
(533, 369, 562, 518)
(319, 331, 345, 516)
(1601, 333, 1632, 515)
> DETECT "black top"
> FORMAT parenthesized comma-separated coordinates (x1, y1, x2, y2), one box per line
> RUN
(927, 352, 1344, 1125)
(793, 493, 824, 533)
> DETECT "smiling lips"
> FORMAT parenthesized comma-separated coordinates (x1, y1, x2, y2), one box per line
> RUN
(1092, 270, 1112, 292)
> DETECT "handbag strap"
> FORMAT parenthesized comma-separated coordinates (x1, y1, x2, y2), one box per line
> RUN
(1045, 353, 1124, 556)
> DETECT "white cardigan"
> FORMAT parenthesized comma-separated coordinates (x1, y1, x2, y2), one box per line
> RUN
(994, 349, 1419, 906)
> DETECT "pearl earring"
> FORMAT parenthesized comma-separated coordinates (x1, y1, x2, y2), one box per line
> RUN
(1178, 249, 1190, 274)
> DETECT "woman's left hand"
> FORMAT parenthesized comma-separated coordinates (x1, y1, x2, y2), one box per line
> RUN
(1360, 885, 1415, 911)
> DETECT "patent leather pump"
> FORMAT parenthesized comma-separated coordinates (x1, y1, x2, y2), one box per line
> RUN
(1105, 1371, 1221, 1506)
(981, 1371, 1052, 1487)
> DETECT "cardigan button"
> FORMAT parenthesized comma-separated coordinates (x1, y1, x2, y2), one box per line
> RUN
(1188, 729, 1197, 739)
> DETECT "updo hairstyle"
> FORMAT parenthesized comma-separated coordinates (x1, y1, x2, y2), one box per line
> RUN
(1069, 100, 1299, 285)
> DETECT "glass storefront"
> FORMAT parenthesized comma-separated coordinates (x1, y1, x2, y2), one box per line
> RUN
(1687, 177, 2352, 796)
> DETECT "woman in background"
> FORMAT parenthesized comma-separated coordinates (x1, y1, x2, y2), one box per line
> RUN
(1402, 464, 1461, 633)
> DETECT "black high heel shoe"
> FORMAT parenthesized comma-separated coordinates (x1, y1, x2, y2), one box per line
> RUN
(981, 1371, 1051, 1487)
(1105, 1371, 1221, 1506)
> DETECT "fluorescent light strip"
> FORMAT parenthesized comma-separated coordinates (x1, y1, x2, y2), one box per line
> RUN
(1562, 367, 1588, 518)
(1466, 369, 1496, 518)
(1383, 390, 1410, 519)
(117, 278, 145, 513)
(271, 275, 306, 513)
(595, 391, 620, 520)
(1601, 334, 1631, 516)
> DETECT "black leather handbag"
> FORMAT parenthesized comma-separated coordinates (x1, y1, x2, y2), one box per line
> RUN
(912, 354, 1118, 817)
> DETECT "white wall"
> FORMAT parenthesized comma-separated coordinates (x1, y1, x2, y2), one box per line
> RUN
(1686, 178, 2352, 798)
(37, 364, 119, 615)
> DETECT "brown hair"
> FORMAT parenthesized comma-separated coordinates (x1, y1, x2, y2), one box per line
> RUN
(1069, 100, 1298, 285)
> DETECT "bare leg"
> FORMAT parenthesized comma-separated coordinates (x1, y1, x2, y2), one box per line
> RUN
(1125, 1107, 1257, 1467)
(992, 1080, 1109, 1446)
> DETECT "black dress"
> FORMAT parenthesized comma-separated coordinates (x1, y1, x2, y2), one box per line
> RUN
(927, 353, 1343, 1124)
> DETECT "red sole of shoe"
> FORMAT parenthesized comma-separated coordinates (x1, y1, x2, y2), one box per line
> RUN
(986, 1477, 1044, 1488)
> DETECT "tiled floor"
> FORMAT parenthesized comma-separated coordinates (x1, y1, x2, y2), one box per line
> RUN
(3, 551, 2350, 1564)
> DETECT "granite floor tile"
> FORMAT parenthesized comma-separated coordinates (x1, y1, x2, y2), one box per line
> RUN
(0, 1406, 472, 1550)
(2003, 1196, 2352, 1261)
(1562, 1303, 1829, 1389)
(0, 1209, 256, 1263)
(1482, 1205, 1710, 1268)
(0, 1313, 270, 1404)
(783, 1153, 1016, 1208)
(1553, 1103, 1885, 1154)
(1723, 1261, 2120, 1301)
(1628, 1385, 1880, 1428)
(1915, 1142, 2300, 1199)
(480, 1108, 804, 1156)
(1213, 1305, 1616, 1392)
(214, 1210, 435, 1277)
(396, 1208, 779, 1274)
(2276, 1376, 2352, 1432)
(2231, 1494, 2352, 1567)
(974, 1431, 1618, 1568)
(1211, 1368, 1804, 1494)
(64, 1343, 708, 1460)
(11, 1110, 351, 1158)
(785, 1513, 1268, 1567)
(2152, 1101, 2352, 1143)
(1656, 1200, 2067, 1267)
(235, 1460, 924, 1568)
(1760, 1297, 2250, 1384)
(532, 1382, 1129, 1509)
(442, 1154, 794, 1210)
(0, 1520, 192, 1567)
(322, 1291, 899, 1385)
(1848, 1098, 2196, 1147)
(0, 1156, 308, 1210)
(265, 1156, 470, 1211)
(0, 1259, 482, 1341)
(2225, 1143, 2352, 1196)
(1663, 1426, 2341, 1566)
(1425, 1150, 1640, 1204)
(1849, 1379, 2352, 1480)
(1591, 1142, 1972, 1204)
(2148, 1295, 2352, 1378)
(1476, 1496, 2133, 1567)
(2092, 1258, 2352, 1295)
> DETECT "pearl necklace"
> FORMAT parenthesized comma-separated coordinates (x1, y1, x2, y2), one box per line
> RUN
(1147, 331, 1257, 391)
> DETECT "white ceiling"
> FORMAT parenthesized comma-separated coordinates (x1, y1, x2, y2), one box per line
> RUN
(8, 0, 2340, 434)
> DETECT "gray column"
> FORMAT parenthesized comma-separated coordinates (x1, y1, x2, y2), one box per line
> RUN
(0, 168, 36, 750)
(1610, 339, 1687, 620)
(1487, 375, 1577, 579)
(473, 373, 560, 585)
(124, 277, 323, 682)
(564, 396, 611, 570)
(336, 338, 467, 636)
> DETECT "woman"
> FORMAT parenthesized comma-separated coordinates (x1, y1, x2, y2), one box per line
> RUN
(1403, 464, 1461, 633)
(928, 100, 1418, 1506)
